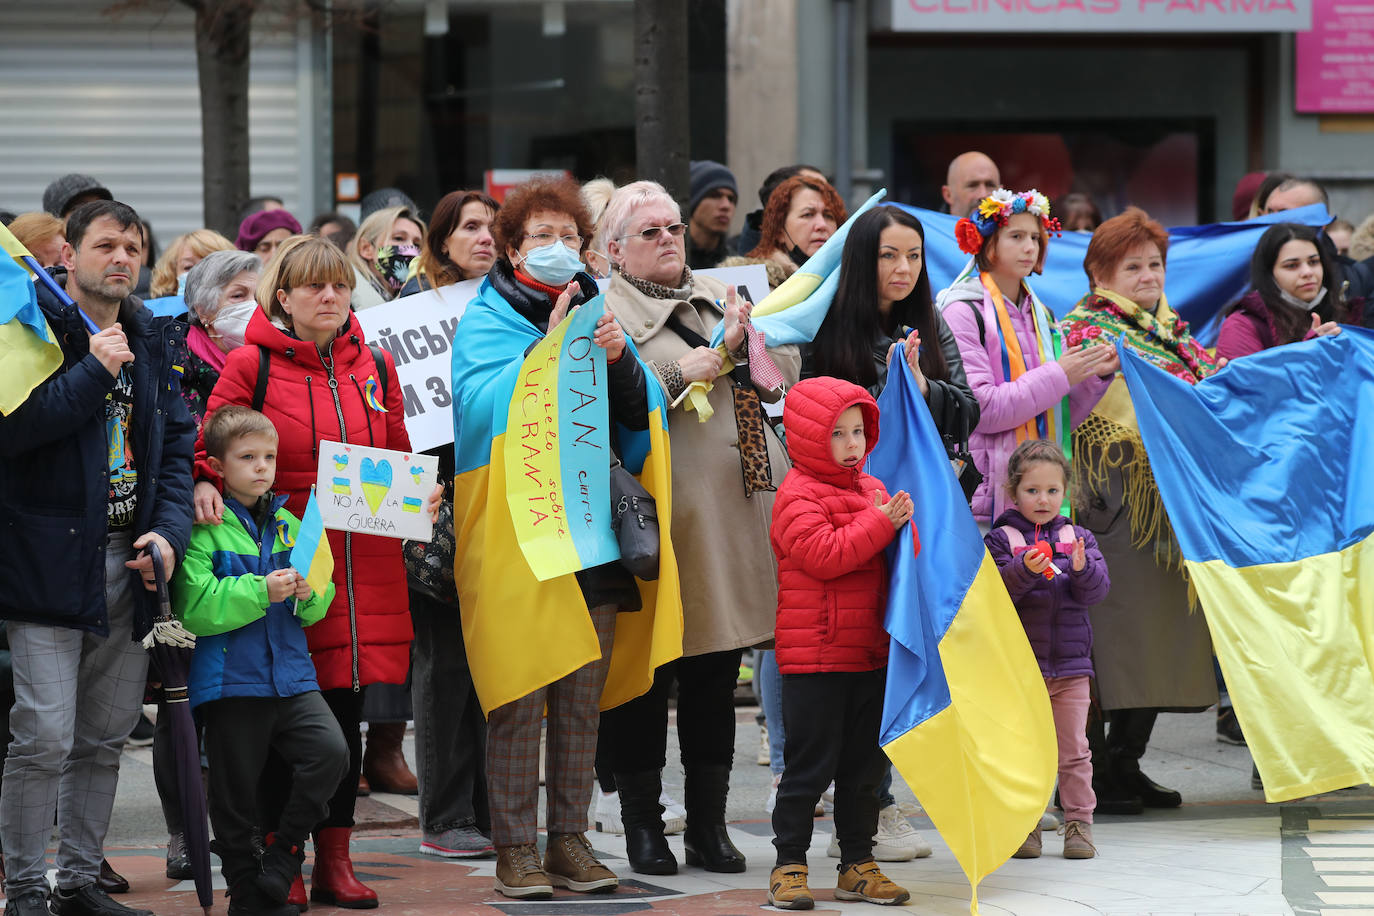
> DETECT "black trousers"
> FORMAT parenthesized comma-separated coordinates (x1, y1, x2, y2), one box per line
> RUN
(772, 668, 887, 867)
(259, 686, 365, 831)
(598, 649, 741, 773)
(203, 692, 349, 855)
(410, 589, 489, 833)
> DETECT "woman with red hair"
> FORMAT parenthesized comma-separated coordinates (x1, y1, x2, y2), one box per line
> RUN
(742, 176, 846, 286)
(1059, 206, 1221, 816)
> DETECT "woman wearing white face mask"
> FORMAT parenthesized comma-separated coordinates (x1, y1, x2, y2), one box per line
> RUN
(1218, 222, 1352, 360)
(181, 249, 261, 431)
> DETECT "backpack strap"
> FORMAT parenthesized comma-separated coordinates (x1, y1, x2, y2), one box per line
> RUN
(998, 525, 1026, 550)
(1057, 522, 1078, 546)
(251, 345, 271, 412)
(368, 344, 389, 400)
(964, 300, 987, 348)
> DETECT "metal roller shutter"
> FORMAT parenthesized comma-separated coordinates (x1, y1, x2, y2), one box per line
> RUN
(0, 0, 317, 242)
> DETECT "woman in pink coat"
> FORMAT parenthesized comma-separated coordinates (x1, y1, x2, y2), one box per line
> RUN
(937, 189, 1117, 526)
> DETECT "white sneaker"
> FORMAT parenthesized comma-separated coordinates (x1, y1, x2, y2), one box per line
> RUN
(826, 805, 933, 861)
(594, 789, 623, 834)
(659, 789, 687, 835)
(1039, 810, 1060, 832)
(821, 781, 835, 816)
(757, 725, 771, 766)
(765, 773, 781, 815)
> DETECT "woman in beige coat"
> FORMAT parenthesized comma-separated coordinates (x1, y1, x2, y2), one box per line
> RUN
(598, 180, 798, 878)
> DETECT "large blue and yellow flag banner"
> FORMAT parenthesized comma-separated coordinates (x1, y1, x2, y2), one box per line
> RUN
(1120, 330, 1374, 802)
(906, 202, 1330, 345)
(869, 349, 1056, 914)
(0, 226, 63, 416)
(502, 300, 616, 581)
(452, 280, 681, 714)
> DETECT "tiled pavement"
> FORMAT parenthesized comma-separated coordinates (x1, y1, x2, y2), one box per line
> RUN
(10, 709, 1374, 914)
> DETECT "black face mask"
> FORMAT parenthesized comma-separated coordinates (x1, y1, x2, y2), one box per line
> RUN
(787, 244, 809, 268)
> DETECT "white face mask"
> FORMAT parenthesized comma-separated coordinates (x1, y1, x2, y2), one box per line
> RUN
(516, 240, 584, 287)
(209, 300, 257, 351)
(176, 272, 189, 296)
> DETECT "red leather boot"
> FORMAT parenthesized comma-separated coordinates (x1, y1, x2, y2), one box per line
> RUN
(288, 873, 309, 911)
(310, 827, 378, 909)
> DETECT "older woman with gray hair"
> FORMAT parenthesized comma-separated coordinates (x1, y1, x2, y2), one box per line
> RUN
(181, 248, 261, 429)
(597, 180, 799, 878)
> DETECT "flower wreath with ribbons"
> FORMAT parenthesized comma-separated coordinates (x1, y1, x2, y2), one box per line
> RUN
(955, 188, 1063, 255)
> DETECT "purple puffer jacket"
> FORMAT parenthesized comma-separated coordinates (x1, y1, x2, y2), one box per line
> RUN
(985, 508, 1111, 679)
(939, 276, 1111, 523)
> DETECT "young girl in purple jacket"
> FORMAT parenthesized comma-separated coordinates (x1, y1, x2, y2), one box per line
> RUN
(985, 439, 1111, 861)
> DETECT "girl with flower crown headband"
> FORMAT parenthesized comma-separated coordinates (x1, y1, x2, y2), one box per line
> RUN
(937, 188, 1118, 527)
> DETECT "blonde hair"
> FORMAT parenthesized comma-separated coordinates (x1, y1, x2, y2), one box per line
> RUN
(150, 229, 234, 298)
(204, 405, 278, 460)
(346, 206, 426, 287)
(256, 235, 354, 325)
(7, 212, 65, 259)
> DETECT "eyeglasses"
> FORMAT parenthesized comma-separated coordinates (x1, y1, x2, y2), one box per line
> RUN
(620, 223, 687, 242)
(524, 233, 583, 248)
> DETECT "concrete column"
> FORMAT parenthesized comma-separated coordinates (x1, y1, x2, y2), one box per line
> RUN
(726, 0, 799, 236)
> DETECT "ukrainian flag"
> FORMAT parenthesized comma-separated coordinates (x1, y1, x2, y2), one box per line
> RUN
(710, 188, 889, 350)
(1120, 330, 1374, 801)
(451, 280, 681, 715)
(868, 348, 1057, 914)
(289, 487, 335, 597)
(0, 225, 63, 416)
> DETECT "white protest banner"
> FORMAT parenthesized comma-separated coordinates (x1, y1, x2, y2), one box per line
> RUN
(316, 440, 438, 541)
(353, 279, 480, 451)
(355, 263, 769, 450)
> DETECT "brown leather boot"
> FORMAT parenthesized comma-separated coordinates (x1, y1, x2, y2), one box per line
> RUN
(361, 722, 418, 795)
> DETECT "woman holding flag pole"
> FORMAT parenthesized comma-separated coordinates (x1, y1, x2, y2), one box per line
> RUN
(939, 189, 1118, 528)
(190, 235, 438, 909)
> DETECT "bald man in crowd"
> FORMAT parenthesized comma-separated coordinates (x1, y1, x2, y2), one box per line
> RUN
(942, 152, 1000, 218)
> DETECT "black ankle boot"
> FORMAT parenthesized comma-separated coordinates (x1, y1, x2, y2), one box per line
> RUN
(257, 833, 306, 903)
(614, 770, 677, 875)
(1117, 760, 1182, 808)
(217, 841, 299, 916)
(682, 764, 745, 873)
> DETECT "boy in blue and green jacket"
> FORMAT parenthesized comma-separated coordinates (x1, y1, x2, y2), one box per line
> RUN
(172, 405, 348, 916)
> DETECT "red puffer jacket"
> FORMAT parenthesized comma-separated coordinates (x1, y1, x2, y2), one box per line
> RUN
(195, 309, 413, 691)
(770, 377, 896, 674)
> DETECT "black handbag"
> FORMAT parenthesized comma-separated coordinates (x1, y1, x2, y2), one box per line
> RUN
(944, 435, 983, 503)
(610, 455, 659, 581)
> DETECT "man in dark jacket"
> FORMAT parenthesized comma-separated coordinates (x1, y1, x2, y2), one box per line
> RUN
(0, 200, 195, 916)
(685, 160, 738, 270)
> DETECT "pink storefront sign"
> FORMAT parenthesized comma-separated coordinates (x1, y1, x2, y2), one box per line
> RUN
(1296, 0, 1374, 112)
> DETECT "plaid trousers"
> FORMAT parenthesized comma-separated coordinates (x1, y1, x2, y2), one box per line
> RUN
(486, 604, 616, 846)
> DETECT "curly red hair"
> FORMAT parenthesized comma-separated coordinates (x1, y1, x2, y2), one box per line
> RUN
(492, 176, 593, 265)
(747, 176, 847, 259)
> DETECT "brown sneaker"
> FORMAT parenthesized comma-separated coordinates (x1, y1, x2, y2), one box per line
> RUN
(1060, 820, 1096, 859)
(835, 859, 911, 905)
(495, 843, 553, 899)
(768, 864, 814, 910)
(544, 832, 618, 893)
(1012, 827, 1042, 859)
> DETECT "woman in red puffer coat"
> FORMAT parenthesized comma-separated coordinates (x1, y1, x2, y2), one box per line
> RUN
(192, 235, 433, 909)
(764, 376, 914, 908)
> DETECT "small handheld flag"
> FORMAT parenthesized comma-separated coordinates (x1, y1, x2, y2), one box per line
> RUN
(289, 487, 335, 597)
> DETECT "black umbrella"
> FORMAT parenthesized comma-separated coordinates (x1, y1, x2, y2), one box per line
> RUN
(142, 546, 213, 913)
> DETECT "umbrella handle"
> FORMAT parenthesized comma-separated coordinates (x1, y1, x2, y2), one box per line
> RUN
(142, 544, 173, 620)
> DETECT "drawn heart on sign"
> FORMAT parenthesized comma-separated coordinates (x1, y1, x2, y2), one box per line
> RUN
(359, 457, 394, 515)
(333, 454, 349, 471)
(409, 465, 424, 485)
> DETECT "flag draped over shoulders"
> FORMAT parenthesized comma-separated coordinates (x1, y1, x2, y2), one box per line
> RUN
(868, 349, 1056, 914)
(1119, 329, 1374, 801)
(450, 277, 681, 715)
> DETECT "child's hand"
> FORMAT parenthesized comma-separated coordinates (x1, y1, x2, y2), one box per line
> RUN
(876, 489, 914, 530)
(1071, 537, 1086, 572)
(1024, 549, 1052, 575)
(292, 573, 314, 600)
(266, 569, 298, 602)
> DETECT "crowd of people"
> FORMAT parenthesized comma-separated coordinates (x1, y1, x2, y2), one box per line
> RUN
(1, 153, 1372, 916)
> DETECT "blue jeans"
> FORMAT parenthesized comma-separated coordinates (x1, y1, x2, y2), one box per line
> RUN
(756, 650, 785, 775)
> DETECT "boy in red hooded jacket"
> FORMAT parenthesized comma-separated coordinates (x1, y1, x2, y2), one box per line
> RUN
(765, 376, 914, 909)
